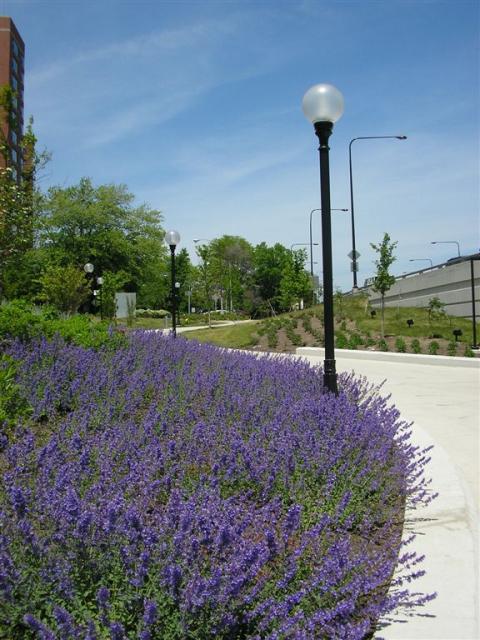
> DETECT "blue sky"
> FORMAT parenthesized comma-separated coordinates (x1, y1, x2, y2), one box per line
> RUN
(8, 0, 480, 290)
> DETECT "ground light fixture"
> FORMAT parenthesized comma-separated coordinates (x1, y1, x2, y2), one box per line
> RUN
(348, 134, 407, 290)
(453, 328, 463, 342)
(407, 319, 414, 328)
(165, 230, 181, 337)
(302, 82, 344, 395)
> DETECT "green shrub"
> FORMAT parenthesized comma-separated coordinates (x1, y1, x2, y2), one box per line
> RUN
(463, 345, 475, 357)
(0, 301, 125, 350)
(395, 337, 407, 353)
(378, 339, 389, 352)
(0, 299, 45, 341)
(348, 333, 365, 349)
(365, 337, 376, 348)
(302, 316, 313, 334)
(428, 341, 440, 355)
(447, 341, 457, 356)
(340, 320, 347, 331)
(335, 332, 348, 349)
(410, 338, 422, 354)
(267, 329, 278, 349)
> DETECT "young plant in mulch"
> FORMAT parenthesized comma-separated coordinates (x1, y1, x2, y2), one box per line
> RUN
(1, 334, 436, 639)
(410, 339, 422, 354)
(428, 341, 440, 355)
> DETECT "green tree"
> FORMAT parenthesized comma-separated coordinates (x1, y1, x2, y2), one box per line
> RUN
(252, 242, 291, 314)
(0, 89, 45, 296)
(36, 264, 91, 315)
(0, 87, 49, 299)
(209, 236, 253, 312)
(173, 248, 193, 313)
(38, 178, 166, 300)
(427, 296, 446, 323)
(196, 244, 215, 327)
(370, 232, 398, 338)
(278, 248, 312, 312)
(100, 271, 129, 320)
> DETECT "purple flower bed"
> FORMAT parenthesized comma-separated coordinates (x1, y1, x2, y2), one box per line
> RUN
(0, 333, 435, 639)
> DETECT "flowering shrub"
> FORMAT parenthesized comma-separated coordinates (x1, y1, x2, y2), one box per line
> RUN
(0, 333, 435, 639)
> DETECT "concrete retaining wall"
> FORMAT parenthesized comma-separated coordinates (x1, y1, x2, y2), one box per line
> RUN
(363, 258, 479, 318)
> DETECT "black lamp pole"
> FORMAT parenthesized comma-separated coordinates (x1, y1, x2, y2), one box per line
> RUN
(348, 135, 407, 289)
(309, 208, 321, 276)
(170, 244, 177, 337)
(471, 258, 479, 350)
(309, 208, 348, 276)
(315, 121, 338, 395)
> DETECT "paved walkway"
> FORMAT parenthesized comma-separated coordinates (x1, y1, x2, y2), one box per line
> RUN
(296, 348, 479, 640)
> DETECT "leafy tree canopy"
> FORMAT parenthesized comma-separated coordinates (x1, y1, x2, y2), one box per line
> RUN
(38, 177, 166, 296)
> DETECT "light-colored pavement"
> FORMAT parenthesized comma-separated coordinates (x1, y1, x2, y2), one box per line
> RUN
(296, 348, 479, 640)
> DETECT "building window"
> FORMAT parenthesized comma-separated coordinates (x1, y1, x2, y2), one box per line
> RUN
(11, 57, 18, 75)
(12, 39, 20, 59)
(11, 166, 17, 181)
(11, 148, 17, 164)
(10, 130, 17, 145)
(11, 75, 18, 91)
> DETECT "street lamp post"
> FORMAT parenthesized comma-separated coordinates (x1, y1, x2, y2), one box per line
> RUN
(291, 242, 318, 251)
(409, 258, 433, 269)
(309, 208, 348, 276)
(83, 262, 95, 314)
(431, 240, 461, 257)
(302, 83, 344, 395)
(96, 276, 104, 319)
(165, 230, 181, 337)
(348, 135, 407, 289)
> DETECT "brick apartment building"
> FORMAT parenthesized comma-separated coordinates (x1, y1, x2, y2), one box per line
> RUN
(0, 16, 24, 182)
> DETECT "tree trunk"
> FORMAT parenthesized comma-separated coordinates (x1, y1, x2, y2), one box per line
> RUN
(381, 294, 385, 338)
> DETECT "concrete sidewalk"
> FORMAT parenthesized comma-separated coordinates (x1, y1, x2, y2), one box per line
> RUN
(295, 348, 479, 640)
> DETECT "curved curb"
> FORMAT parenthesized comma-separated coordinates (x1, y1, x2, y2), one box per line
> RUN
(296, 346, 480, 368)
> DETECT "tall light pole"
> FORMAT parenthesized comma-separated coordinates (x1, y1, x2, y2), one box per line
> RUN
(349, 135, 407, 289)
(165, 230, 180, 337)
(309, 208, 348, 276)
(431, 240, 461, 257)
(409, 258, 433, 269)
(303, 83, 344, 395)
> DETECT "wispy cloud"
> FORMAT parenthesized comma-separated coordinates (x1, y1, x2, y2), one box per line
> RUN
(27, 11, 294, 149)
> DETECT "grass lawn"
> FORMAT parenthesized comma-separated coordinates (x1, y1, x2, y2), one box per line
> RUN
(182, 320, 260, 349)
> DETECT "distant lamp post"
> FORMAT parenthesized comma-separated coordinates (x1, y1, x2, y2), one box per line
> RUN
(83, 263, 95, 313)
(349, 134, 407, 289)
(302, 82, 344, 395)
(431, 240, 461, 257)
(409, 258, 433, 269)
(291, 242, 318, 251)
(309, 208, 348, 276)
(165, 230, 181, 337)
(96, 276, 104, 319)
